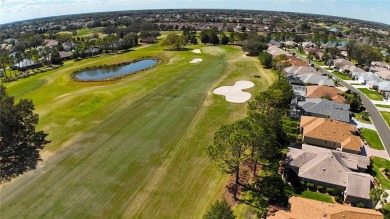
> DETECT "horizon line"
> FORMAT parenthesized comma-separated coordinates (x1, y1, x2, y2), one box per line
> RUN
(1, 8, 389, 27)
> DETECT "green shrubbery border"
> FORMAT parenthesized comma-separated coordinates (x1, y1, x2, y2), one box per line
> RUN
(71, 56, 161, 82)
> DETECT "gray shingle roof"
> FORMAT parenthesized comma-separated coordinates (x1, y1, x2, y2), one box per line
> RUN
(287, 145, 372, 197)
(345, 172, 373, 199)
(298, 98, 350, 122)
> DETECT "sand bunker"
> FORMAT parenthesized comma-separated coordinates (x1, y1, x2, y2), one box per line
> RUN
(190, 58, 203, 63)
(213, 80, 254, 103)
(192, 49, 201, 54)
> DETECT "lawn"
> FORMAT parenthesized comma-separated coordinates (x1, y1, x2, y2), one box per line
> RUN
(296, 50, 306, 56)
(360, 129, 385, 150)
(380, 112, 390, 127)
(299, 190, 334, 203)
(0, 44, 275, 218)
(358, 88, 383, 101)
(353, 112, 372, 124)
(372, 157, 390, 189)
(76, 27, 103, 36)
(376, 104, 390, 109)
(332, 71, 352, 80)
(312, 60, 325, 66)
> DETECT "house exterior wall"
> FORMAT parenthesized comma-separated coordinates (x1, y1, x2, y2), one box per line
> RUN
(300, 177, 346, 190)
(344, 195, 372, 207)
(302, 136, 340, 150)
(341, 147, 360, 155)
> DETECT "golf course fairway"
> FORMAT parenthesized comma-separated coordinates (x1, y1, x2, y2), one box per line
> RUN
(0, 44, 275, 218)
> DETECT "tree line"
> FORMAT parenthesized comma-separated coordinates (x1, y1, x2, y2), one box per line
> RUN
(206, 78, 294, 217)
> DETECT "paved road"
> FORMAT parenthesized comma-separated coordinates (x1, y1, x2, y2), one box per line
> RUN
(294, 51, 390, 157)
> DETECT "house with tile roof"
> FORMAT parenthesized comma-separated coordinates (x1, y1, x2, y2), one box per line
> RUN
(334, 58, 365, 74)
(375, 70, 390, 81)
(268, 197, 383, 219)
(300, 116, 362, 154)
(296, 98, 350, 123)
(287, 144, 373, 206)
(267, 45, 291, 57)
(283, 66, 318, 76)
(287, 56, 307, 67)
(306, 86, 345, 103)
(298, 74, 335, 87)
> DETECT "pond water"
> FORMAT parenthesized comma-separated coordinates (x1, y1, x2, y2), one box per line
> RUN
(75, 59, 157, 80)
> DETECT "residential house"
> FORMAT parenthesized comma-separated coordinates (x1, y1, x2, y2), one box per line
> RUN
(59, 51, 72, 60)
(286, 145, 374, 206)
(378, 81, 390, 100)
(298, 74, 335, 87)
(269, 40, 281, 47)
(305, 47, 320, 56)
(13, 59, 40, 70)
(283, 66, 318, 76)
(268, 197, 383, 218)
(293, 98, 350, 122)
(302, 41, 315, 48)
(300, 116, 361, 153)
(62, 41, 75, 51)
(306, 86, 345, 103)
(46, 40, 59, 47)
(287, 56, 307, 67)
(334, 58, 365, 73)
(375, 70, 390, 81)
(357, 72, 383, 89)
(284, 40, 297, 48)
(267, 45, 290, 57)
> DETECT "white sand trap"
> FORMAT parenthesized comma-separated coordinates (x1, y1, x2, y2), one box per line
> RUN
(213, 80, 255, 103)
(192, 49, 201, 54)
(190, 58, 203, 63)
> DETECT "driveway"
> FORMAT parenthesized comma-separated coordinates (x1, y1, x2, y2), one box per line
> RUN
(377, 107, 390, 112)
(362, 145, 390, 160)
(350, 117, 376, 130)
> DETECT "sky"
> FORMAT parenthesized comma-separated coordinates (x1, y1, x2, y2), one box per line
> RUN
(0, 0, 389, 25)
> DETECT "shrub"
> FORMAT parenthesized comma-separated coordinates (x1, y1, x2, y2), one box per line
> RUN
(317, 185, 324, 192)
(326, 188, 334, 195)
(335, 195, 344, 203)
(306, 183, 315, 190)
(357, 202, 365, 208)
(333, 187, 342, 196)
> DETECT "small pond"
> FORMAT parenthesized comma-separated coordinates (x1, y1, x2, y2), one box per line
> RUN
(75, 59, 157, 80)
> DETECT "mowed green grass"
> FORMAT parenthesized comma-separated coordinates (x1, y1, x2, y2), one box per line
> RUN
(360, 129, 385, 150)
(332, 71, 352, 80)
(380, 111, 390, 128)
(372, 157, 390, 189)
(0, 44, 275, 218)
(357, 88, 383, 101)
(299, 190, 334, 203)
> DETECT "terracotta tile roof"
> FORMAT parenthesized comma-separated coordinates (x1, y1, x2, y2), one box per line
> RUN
(268, 197, 383, 219)
(288, 56, 307, 67)
(306, 86, 345, 103)
(300, 116, 362, 153)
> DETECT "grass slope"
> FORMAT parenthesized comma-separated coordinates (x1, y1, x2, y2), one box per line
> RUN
(332, 71, 352, 80)
(300, 190, 334, 203)
(360, 129, 385, 150)
(372, 157, 390, 189)
(0, 44, 275, 218)
(357, 88, 383, 101)
(380, 111, 390, 128)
